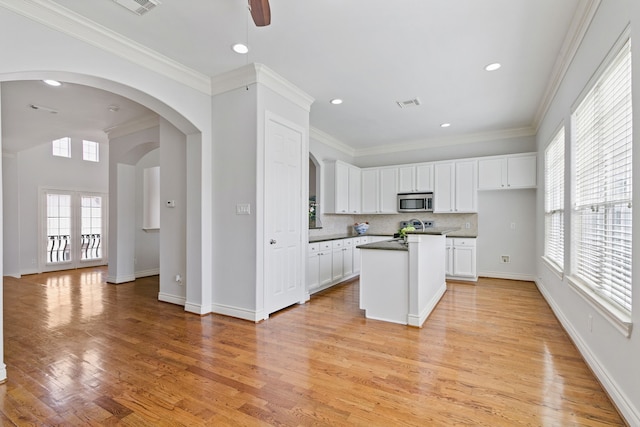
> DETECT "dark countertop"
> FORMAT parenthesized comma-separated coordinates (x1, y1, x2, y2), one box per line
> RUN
(406, 227, 461, 236)
(309, 234, 393, 243)
(357, 239, 408, 251)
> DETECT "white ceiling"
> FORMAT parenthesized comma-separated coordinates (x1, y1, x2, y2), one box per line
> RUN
(1, 0, 586, 155)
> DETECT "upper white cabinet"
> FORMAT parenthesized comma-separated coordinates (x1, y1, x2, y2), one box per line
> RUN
(478, 153, 537, 190)
(398, 163, 434, 193)
(325, 160, 361, 214)
(361, 167, 398, 214)
(434, 160, 477, 213)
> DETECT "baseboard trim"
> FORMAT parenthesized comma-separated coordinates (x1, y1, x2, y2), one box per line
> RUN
(478, 271, 536, 282)
(408, 282, 447, 328)
(158, 292, 185, 306)
(106, 274, 136, 284)
(212, 303, 262, 322)
(535, 278, 640, 426)
(136, 268, 159, 278)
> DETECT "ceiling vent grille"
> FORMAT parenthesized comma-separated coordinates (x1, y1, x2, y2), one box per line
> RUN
(396, 98, 421, 109)
(112, 0, 160, 16)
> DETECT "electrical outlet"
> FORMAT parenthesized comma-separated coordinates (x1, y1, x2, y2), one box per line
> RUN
(588, 314, 593, 332)
(465, 222, 470, 229)
(501, 255, 510, 263)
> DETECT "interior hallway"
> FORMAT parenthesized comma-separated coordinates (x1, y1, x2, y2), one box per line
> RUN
(0, 268, 624, 425)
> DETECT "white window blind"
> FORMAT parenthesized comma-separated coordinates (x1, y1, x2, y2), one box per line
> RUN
(572, 39, 632, 314)
(544, 127, 564, 271)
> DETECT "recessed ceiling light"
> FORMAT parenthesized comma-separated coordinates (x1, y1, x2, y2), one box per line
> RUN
(485, 63, 502, 71)
(43, 79, 62, 87)
(330, 98, 343, 105)
(440, 123, 451, 128)
(232, 43, 249, 54)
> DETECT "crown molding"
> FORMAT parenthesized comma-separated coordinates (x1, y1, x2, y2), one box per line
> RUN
(211, 63, 315, 112)
(0, 0, 211, 94)
(310, 127, 355, 157)
(105, 114, 160, 139)
(352, 126, 536, 158)
(532, 0, 601, 130)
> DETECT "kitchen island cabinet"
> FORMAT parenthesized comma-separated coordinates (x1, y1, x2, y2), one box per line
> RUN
(358, 230, 454, 327)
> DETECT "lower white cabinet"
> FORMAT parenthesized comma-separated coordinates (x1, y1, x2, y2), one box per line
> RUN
(308, 235, 388, 293)
(445, 237, 477, 281)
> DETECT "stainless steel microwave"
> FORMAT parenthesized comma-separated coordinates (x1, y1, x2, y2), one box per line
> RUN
(397, 192, 434, 212)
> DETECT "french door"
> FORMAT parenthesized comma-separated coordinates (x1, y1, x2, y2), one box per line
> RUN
(42, 190, 108, 272)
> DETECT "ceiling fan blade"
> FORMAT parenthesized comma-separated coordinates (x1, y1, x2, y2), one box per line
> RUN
(249, 0, 271, 27)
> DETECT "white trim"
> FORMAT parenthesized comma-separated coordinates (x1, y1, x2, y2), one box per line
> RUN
(532, 0, 601, 129)
(158, 292, 185, 306)
(210, 63, 314, 112)
(212, 303, 262, 322)
(106, 274, 135, 284)
(535, 278, 640, 426)
(407, 282, 446, 328)
(184, 301, 211, 316)
(353, 127, 536, 158)
(105, 115, 159, 139)
(477, 272, 536, 282)
(0, 0, 211, 94)
(567, 276, 633, 338)
(541, 256, 564, 280)
(310, 127, 356, 157)
(135, 268, 159, 278)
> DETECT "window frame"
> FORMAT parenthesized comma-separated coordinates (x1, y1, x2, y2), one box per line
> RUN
(543, 125, 565, 278)
(568, 33, 632, 337)
(82, 140, 100, 162)
(52, 137, 71, 158)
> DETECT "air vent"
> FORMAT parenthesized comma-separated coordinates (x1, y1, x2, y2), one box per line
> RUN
(112, 0, 160, 16)
(396, 98, 421, 109)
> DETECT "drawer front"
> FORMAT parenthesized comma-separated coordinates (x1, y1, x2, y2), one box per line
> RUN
(332, 240, 344, 249)
(319, 241, 332, 251)
(343, 238, 354, 247)
(308, 243, 320, 254)
(453, 238, 476, 247)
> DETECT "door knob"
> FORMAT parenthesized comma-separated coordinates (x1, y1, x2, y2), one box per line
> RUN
(270, 239, 277, 245)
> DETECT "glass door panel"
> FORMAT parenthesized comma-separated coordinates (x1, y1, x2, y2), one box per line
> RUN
(46, 193, 72, 265)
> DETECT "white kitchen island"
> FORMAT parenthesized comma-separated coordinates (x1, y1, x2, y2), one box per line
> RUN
(357, 229, 455, 327)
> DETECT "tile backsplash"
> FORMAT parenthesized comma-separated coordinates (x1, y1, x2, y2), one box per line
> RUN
(309, 212, 478, 239)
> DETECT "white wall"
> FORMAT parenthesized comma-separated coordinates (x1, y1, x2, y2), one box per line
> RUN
(355, 134, 536, 168)
(2, 153, 19, 277)
(477, 190, 536, 280)
(15, 139, 108, 275)
(135, 148, 160, 277)
(159, 118, 187, 304)
(535, 1, 639, 424)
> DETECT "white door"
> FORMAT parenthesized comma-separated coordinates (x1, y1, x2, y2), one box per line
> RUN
(43, 190, 107, 272)
(264, 115, 304, 315)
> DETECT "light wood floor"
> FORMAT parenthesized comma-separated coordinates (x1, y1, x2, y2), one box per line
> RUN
(0, 268, 625, 426)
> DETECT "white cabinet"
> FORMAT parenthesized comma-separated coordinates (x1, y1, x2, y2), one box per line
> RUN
(478, 154, 537, 190)
(434, 160, 477, 213)
(331, 240, 345, 281)
(361, 167, 398, 214)
(398, 163, 434, 193)
(446, 238, 477, 281)
(318, 242, 333, 288)
(325, 160, 361, 214)
(307, 243, 320, 291)
(342, 238, 354, 277)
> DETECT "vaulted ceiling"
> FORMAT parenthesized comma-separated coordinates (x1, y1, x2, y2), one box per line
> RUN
(1, 0, 591, 155)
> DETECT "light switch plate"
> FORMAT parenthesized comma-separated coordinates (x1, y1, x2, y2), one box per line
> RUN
(236, 203, 251, 215)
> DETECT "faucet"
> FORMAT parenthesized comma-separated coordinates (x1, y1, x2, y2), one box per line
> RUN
(408, 218, 425, 232)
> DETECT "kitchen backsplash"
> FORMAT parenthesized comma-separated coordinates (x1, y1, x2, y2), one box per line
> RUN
(309, 213, 478, 239)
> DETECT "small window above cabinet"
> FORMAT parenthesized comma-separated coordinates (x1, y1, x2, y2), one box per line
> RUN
(478, 153, 537, 190)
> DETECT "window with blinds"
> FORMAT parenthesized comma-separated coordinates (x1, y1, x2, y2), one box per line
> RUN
(544, 127, 564, 272)
(572, 38, 632, 315)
